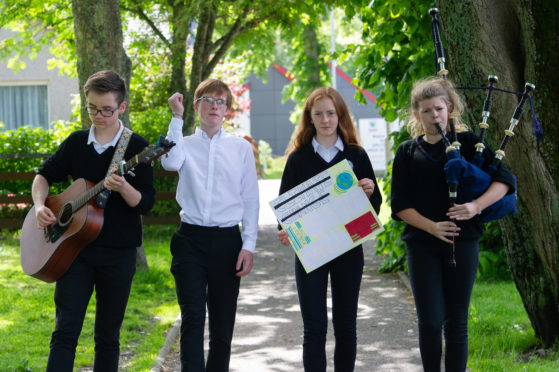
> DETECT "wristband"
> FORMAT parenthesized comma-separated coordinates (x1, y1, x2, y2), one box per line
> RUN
(172, 112, 183, 118)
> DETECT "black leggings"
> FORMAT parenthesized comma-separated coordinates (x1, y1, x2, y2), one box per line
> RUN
(406, 239, 478, 372)
(295, 246, 364, 372)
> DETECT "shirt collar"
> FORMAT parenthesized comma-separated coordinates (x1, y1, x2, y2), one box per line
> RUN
(312, 136, 344, 153)
(87, 120, 124, 149)
(195, 126, 224, 140)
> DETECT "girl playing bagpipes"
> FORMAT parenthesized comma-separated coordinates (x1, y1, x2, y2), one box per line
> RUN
(390, 77, 515, 372)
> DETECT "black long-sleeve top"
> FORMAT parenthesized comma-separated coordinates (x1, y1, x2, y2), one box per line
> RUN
(279, 143, 382, 215)
(38, 129, 155, 250)
(391, 131, 515, 243)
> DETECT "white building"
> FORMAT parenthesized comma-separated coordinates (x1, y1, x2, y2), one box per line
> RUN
(0, 29, 78, 130)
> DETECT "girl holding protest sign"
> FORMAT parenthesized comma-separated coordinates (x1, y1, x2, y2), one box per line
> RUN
(277, 87, 382, 371)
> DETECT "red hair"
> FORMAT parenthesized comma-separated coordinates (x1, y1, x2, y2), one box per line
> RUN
(289, 87, 361, 154)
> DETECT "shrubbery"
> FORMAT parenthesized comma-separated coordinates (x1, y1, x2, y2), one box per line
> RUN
(0, 117, 182, 220)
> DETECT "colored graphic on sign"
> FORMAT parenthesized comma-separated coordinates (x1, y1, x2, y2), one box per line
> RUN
(336, 172, 353, 190)
(345, 211, 380, 242)
(269, 160, 384, 273)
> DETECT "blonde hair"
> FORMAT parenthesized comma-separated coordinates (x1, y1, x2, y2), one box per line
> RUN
(288, 87, 361, 154)
(406, 77, 468, 139)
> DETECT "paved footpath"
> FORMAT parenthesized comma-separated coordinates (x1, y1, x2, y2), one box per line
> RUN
(154, 180, 423, 372)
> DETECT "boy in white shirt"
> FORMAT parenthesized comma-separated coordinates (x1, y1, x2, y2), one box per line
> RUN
(161, 79, 259, 371)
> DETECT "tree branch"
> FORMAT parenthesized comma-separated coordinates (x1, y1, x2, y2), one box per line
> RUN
(121, 4, 171, 49)
(202, 6, 255, 79)
(199, 3, 217, 73)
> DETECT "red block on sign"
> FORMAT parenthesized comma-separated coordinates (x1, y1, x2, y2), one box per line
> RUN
(344, 211, 379, 242)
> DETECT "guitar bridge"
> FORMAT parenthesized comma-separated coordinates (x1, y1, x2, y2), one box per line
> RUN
(44, 223, 67, 243)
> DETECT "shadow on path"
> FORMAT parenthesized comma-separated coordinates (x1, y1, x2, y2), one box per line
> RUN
(158, 225, 422, 372)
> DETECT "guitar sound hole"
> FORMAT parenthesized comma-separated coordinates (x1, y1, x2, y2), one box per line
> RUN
(58, 202, 74, 227)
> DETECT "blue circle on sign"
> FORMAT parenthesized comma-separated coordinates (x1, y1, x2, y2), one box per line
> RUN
(336, 172, 353, 190)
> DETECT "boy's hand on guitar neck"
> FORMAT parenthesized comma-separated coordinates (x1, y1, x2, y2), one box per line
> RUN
(104, 172, 127, 193)
(105, 170, 142, 208)
(35, 205, 57, 229)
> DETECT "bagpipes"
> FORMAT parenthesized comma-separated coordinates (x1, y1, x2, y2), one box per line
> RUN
(428, 8, 542, 265)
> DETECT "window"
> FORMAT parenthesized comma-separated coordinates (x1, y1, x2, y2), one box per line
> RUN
(0, 84, 48, 130)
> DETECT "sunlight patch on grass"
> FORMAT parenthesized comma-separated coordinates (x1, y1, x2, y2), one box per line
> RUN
(0, 319, 14, 328)
(0, 226, 179, 371)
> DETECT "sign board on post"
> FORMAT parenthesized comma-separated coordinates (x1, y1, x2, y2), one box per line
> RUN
(269, 160, 384, 273)
(358, 118, 387, 173)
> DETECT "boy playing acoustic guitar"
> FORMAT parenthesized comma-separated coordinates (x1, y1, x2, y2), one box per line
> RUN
(31, 70, 155, 371)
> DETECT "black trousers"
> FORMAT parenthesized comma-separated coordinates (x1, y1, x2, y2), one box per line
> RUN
(46, 245, 137, 372)
(406, 239, 479, 372)
(295, 245, 364, 372)
(170, 222, 242, 372)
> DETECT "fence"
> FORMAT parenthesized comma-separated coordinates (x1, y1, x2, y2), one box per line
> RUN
(0, 154, 180, 229)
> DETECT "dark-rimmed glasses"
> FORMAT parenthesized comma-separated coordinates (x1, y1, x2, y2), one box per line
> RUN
(87, 107, 118, 117)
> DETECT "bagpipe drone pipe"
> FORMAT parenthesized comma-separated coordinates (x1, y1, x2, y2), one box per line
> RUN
(428, 8, 543, 223)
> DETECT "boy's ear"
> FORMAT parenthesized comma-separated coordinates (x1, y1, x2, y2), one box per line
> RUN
(118, 101, 127, 114)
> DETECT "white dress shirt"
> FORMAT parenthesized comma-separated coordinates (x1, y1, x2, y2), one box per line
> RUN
(312, 136, 344, 162)
(87, 120, 124, 154)
(161, 118, 260, 252)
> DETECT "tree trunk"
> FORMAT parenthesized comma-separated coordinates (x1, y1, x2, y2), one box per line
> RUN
(437, 0, 559, 347)
(72, 0, 132, 129)
(169, 3, 188, 100)
(303, 24, 321, 89)
(183, 3, 216, 134)
(73, 0, 149, 269)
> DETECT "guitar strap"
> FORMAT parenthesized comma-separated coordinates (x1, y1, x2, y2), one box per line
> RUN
(96, 127, 133, 208)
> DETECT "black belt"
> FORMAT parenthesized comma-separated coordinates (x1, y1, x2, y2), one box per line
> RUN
(179, 222, 239, 235)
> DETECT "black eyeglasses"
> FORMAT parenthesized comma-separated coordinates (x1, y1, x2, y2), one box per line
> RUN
(195, 96, 227, 107)
(87, 107, 118, 117)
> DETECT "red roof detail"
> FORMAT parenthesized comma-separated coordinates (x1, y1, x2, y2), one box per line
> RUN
(272, 64, 294, 81)
(271, 63, 376, 104)
(332, 64, 377, 104)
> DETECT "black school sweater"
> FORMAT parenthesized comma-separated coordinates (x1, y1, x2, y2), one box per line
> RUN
(391, 131, 515, 243)
(38, 129, 155, 249)
(279, 143, 382, 215)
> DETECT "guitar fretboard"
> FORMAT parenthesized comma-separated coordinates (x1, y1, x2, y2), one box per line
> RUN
(70, 154, 142, 212)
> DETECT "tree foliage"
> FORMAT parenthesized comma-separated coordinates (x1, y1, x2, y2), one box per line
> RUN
(0, 0, 75, 76)
(121, 0, 350, 133)
(352, 0, 435, 122)
(346, 0, 435, 272)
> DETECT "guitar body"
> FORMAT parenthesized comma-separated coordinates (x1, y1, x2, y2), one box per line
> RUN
(20, 179, 104, 283)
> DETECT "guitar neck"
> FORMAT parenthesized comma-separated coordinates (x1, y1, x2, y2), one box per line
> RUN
(72, 154, 141, 212)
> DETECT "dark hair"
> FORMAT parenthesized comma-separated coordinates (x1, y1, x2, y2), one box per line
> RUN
(289, 87, 361, 154)
(194, 79, 233, 109)
(84, 70, 126, 104)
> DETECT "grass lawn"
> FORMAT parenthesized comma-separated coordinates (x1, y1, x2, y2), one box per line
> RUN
(0, 225, 179, 371)
(2, 195, 558, 371)
(468, 280, 559, 371)
(263, 156, 286, 180)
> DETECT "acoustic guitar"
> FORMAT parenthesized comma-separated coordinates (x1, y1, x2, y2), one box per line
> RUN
(20, 136, 175, 283)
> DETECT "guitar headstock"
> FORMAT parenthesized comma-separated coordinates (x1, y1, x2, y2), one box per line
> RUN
(135, 136, 176, 165)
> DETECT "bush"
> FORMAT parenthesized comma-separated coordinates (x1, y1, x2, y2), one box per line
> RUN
(477, 220, 511, 280)
(0, 121, 81, 219)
